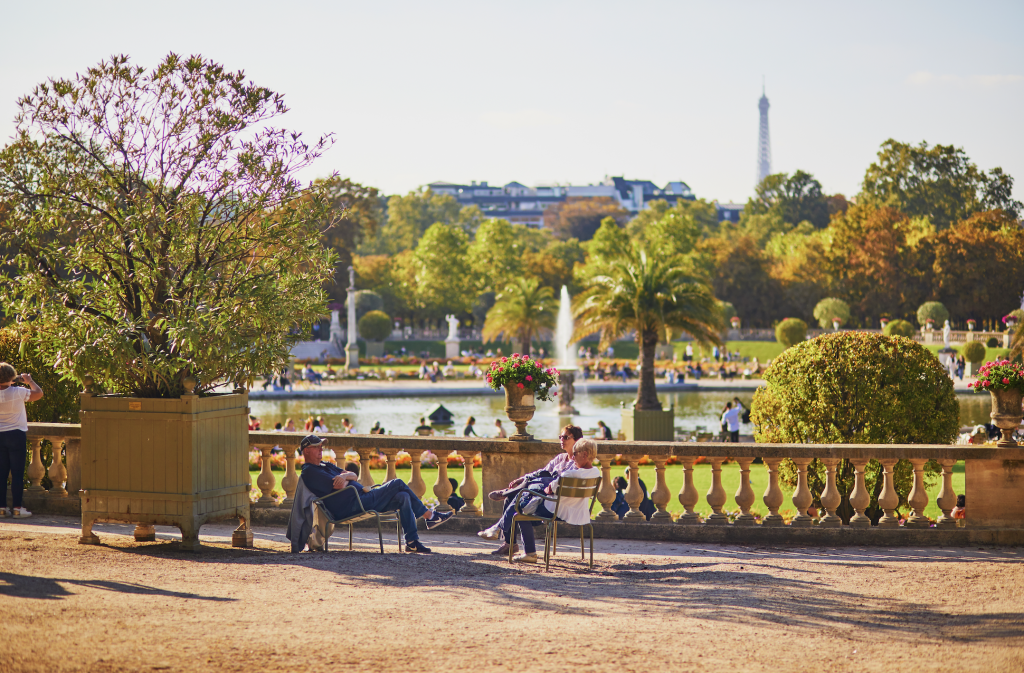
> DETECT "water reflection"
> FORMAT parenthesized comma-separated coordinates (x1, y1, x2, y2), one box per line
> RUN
(250, 392, 988, 440)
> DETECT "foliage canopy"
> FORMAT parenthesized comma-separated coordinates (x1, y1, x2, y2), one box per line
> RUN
(775, 318, 807, 348)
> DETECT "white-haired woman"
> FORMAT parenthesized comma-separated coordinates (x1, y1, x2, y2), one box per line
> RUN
(0, 363, 43, 518)
(512, 438, 600, 563)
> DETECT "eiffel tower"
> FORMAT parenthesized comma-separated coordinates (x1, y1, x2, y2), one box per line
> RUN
(757, 84, 771, 186)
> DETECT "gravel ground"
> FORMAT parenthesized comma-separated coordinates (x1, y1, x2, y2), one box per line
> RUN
(1, 516, 1022, 673)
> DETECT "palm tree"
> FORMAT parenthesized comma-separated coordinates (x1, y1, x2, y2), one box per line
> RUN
(482, 277, 557, 355)
(573, 247, 723, 410)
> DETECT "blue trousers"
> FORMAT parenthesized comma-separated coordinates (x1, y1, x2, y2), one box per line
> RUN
(0, 430, 27, 509)
(359, 479, 427, 543)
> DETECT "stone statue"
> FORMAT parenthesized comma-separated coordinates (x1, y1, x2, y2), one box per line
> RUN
(943, 320, 951, 348)
(445, 314, 459, 340)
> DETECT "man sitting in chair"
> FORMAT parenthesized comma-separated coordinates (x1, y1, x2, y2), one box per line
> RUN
(299, 435, 453, 553)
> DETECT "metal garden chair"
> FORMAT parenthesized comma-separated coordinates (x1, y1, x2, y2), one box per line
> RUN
(307, 475, 402, 554)
(508, 476, 601, 571)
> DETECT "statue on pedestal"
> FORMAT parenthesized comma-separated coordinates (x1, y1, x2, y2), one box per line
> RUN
(444, 314, 460, 359)
(942, 320, 951, 349)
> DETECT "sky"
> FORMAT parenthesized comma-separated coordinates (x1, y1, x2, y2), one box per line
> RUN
(1, 0, 1022, 203)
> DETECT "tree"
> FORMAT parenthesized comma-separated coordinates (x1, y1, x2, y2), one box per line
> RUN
(826, 205, 933, 325)
(573, 247, 723, 410)
(523, 237, 586, 293)
(745, 170, 831, 228)
(467, 218, 524, 293)
(410, 223, 475, 318)
(546, 197, 629, 241)
(861, 139, 1022, 229)
(930, 210, 1024, 323)
(313, 176, 381, 303)
(916, 301, 949, 328)
(362, 188, 463, 254)
(765, 223, 833, 322)
(695, 234, 781, 327)
(813, 298, 851, 329)
(0, 54, 335, 397)
(352, 254, 412, 320)
(482, 278, 556, 356)
(628, 199, 702, 258)
(775, 318, 808, 348)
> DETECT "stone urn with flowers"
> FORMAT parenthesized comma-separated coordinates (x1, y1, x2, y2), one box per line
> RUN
(485, 353, 559, 441)
(969, 360, 1024, 447)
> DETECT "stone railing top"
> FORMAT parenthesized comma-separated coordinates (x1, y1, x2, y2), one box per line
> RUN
(27, 423, 81, 438)
(246, 430, 1024, 461)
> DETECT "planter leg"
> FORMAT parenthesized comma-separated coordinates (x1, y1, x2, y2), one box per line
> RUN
(232, 516, 253, 549)
(79, 515, 100, 545)
(133, 524, 156, 542)
(178, 523, 202, 552)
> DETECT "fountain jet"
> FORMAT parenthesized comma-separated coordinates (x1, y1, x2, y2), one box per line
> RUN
(555, 285, 579, 415)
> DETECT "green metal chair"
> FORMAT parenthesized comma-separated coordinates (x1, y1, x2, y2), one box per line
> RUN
(508, 476, 601, 571)
(308, 477, 402, 554)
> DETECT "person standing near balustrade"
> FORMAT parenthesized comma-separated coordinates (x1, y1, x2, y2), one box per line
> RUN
(0, 363, 43, 519)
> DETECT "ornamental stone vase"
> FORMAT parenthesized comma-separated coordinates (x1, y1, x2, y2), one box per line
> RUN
(503, 385, 536, 441)
(989, 388, 1023, 447)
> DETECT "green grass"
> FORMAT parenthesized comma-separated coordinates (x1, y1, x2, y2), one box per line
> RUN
(251, 460, 964, 521)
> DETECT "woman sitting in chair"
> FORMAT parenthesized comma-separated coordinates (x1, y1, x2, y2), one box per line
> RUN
(510, 438, 600, 564)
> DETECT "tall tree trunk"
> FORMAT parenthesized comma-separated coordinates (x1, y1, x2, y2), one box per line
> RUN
(635, 328, 661, 410)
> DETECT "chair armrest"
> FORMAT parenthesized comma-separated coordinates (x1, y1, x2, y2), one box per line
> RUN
(313, 484, 367, 514)
(514, 488, 558, 515)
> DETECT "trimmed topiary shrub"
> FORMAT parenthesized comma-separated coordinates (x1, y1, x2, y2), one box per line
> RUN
(358, 310, 392, 342)
(883, 319, 915, 338)
(812, 297, 851, 329)
(962, 340, 986, 364)
(775, 318, 808, 348)
(752, 332, 958, 515)
(916, 301, 949, 328)
(987, 336, 1000, 348)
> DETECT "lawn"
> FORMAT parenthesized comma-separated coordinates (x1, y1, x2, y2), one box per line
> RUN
(252, 460, 964, 521)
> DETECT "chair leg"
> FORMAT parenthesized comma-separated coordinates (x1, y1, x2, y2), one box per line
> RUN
(376, 516, 385, 555)
(397, 520, 402, 553)
(589, 524, 594, 569)
(508, 517, 517, 564)
(348, 525, 353, 551)
(580, 529, 585, 561)
(544, 523, 552, 571)
(552, 521, 558, 556)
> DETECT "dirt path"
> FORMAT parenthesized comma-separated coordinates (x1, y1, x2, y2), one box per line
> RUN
(1, 517, 1022, 672)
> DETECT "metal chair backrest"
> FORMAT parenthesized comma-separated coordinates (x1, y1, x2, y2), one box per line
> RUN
(553, 476, 601, 501)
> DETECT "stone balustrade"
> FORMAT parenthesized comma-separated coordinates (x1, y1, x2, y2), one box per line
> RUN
(18, 424, 1024, 532)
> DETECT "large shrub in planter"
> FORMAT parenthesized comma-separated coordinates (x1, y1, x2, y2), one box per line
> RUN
(358, 310, 392, 342)
(917, 301, 949, 328)
(0, 54, 336, 397)
(962, 340, 986, 364)
(812, 297, 851, 329)
(752, 332, 959, 513)
(775, 318, 807, 349)
(883, 319, 916, 338)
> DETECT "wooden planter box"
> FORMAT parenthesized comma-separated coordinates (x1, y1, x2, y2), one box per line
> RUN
(621, 405, 675, 441)
(78, 391, 252, 550)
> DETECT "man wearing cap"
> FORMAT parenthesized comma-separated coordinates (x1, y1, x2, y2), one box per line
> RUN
(298, 435, 452, 553)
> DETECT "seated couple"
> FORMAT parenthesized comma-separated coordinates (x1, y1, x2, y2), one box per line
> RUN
(298, 435, 453, 553)
(478, 425, 599, 563)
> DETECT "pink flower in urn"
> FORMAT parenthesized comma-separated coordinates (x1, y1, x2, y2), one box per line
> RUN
(526, 375, 533, 381)
(501, 357, 508, 362)
(512, 353, 520, 358)
(1003, 378, 1011, 385)
(553, 391, 558, 396)
(517, 383, 524, 389)
(523, 354, 531, 360)
(486, 376, 492, 383)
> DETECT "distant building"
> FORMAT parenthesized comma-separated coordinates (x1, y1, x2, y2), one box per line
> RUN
(427, 176, 695, 228)
(716, 203, 745, 223)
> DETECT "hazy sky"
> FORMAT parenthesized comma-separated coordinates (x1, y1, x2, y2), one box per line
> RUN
(2, 1, 1022, 203)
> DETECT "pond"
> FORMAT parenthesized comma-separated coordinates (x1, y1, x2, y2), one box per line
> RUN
(250, 391, 990, 439)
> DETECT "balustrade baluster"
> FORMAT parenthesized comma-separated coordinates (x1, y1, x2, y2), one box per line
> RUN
(876, 458, 900, 527)
(27, 438, 46, 492)
(596, 454, 619, 520)
(848, 458, 871, 527)
(279, 446, 298, 507)
(935, 459, 957, 528)
(676, 457, 701, 524)
(761, 458, 784, 526)
(458, 451, 481, 515)
(818, 458, 842, 527)
(255, 445, 277, 507)
(432, 450, 454, 512)
(650, 458, 673, 521)
(407, 450, 427, 498)
(789, 458, 814, 527)
(47, 438, 68, 497)
(905, 458, 930, 528)
(357, 449, 376, 488)
(704, 458, 728, 524)
(383, 450, 399, 483)
(733, 458, 756, 525)
(623, 459, 645, 521)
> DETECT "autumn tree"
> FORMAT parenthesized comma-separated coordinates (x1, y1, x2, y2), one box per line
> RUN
(861, 139, 1022, 229)
(546, 196, 629, 241)
(745, 170, 831, 228)
(695, 235, 780, 327)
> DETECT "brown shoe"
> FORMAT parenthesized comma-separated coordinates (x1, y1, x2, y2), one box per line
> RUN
(488, 490, 507, 502)
(491, 543, 518, 556)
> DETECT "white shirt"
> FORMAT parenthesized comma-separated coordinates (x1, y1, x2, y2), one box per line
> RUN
(722, 407, 741, 432)
(545, 466, 601, 525)
(0, 386, 31, 432)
